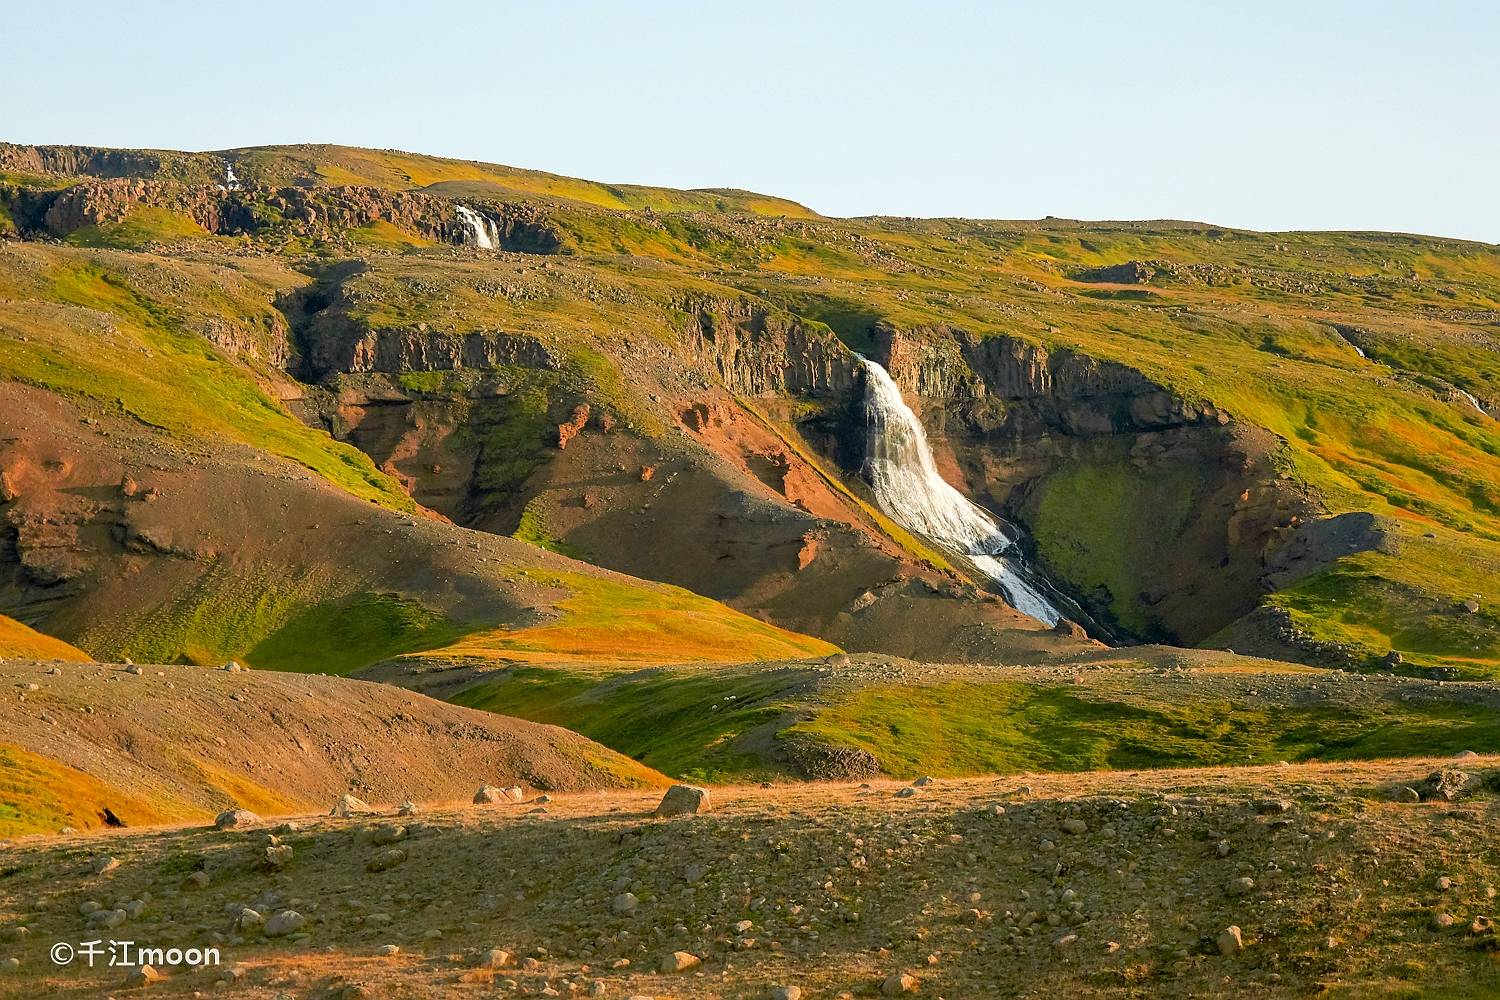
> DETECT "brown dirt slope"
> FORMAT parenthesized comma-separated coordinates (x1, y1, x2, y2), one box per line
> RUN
(0, 382, 832, 671)
(0, 658, 665, 838)
(3, 760, 1500, 998)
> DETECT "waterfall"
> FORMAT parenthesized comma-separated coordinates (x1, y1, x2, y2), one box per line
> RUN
(455, 204, 500, 249)
(859, 357, 1064, 626)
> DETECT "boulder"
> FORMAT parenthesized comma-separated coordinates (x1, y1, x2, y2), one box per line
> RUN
(214, 808, 261, 830)
(659, 951, 701, 973)
(882, 972, 919, 995)
(331, 794, 374, 817)
(264, 910, 305, 937)
(1419, 769, 1483, 802)
(366, 848, 407, 873)
(479, 948, 512, 969)
(655, 784, 711, 817)
(1218, 925, 1243, 955)
(370, 824, 406, 845)
(123, 964, 163, 987)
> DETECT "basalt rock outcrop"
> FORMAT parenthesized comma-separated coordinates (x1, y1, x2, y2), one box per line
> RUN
(685, 297, 860, 397)
(1, 160, 562, 252)
(857, 322, 1323, 644)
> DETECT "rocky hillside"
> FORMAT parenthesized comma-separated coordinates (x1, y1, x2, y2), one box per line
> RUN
(4, 759, 1500, 997)
(1, 142, 1498, 677)
(0, 657, 664, 838)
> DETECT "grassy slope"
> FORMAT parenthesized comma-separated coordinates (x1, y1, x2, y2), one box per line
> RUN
(0, 615, 90, 661)
(537, 212, 1500, 674)
(452, 659, 1500, 782)
(0, 243, 840, 674)
(226, 144, 819, 218)
(0, 243, 416, 510)
(290, 175, 1500, 671)
(6, 145, 1500, 677)
(421, 571, 837, 666)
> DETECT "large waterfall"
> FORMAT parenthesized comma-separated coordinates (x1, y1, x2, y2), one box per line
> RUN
(455, 204, 500, 249)
(860, 357, 1065, 626)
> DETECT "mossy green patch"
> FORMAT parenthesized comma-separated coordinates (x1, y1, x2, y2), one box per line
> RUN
(0, 247, 415, 511)
(1028, 456, 1199, 636)
(247, 592, 471, 674)
(424, 571, 838, 666)
(65, 206, 213, 249)
(453, 666, 806, 781)
(787, 680, 1500, 779)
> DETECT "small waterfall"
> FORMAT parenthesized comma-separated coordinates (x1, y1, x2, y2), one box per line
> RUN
(859, 357, 1065, 626)
(455, 204, 500, 249)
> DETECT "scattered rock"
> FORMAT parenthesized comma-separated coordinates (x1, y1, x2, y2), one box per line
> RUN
(479, 948, 512, 968)
(377, 945, 400, 957)
(331, 794, 373, 817)
(1061, 818, 1088, 835)
(1391, 786, 1421, 803)
(1419, 769, 1483, 802)
(124, 964, 163, 987)
(370, 824, 406, 845)
(881, 972, 919, 995)
(1218, 925, 1244, 955)
(214, 808, 261, 830)
(366, 848, 407, 873)
(655, 784, 711, 817)
(1226, 876, 1256, 898)
(91, 855, 120, 875)
(264, 910, 305, 937)
(263, 844, 293, 871)
(659, 950, 700, 973)
(612, 892, 639, 915)
(894, 787, 917, 799)
(765, 987, 803, 1000)
(474, 785, 504, 804)
(397, 800, 419, 817)
(912, 776, 935, 787)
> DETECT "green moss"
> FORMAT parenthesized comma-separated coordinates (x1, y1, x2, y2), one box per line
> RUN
(1027, 456, 1199, 636)
(66, 206, 213, 249)
(453, 667, 807, 781)
(512, 499, 585, 558)
(247, 592, 470, 674)
(787, 680, 1500, 779)
(0, 252, 415, 512)
(1268, 543, 1500, 676)
(396, 371, 450, 393)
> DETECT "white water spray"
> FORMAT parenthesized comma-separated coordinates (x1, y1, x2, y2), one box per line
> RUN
(860, 357, 1064, 625)
(455, 204, 500, 249)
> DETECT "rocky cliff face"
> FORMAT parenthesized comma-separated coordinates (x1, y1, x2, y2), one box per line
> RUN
(0, 142, 193, 181)
(1, 159, 562, 251)
(686, 297, 861, 397)
(856, 322, 1314, 644)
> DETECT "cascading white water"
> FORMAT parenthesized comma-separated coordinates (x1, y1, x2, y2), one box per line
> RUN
(860, 357, 1064, 625)
(455, 204, 499, 249)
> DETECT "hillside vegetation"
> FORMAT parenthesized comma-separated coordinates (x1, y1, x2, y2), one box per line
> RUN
(2, 141, 1499, 784)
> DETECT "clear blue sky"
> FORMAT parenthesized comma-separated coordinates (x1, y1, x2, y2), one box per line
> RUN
(7, 1, 1496, 242)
